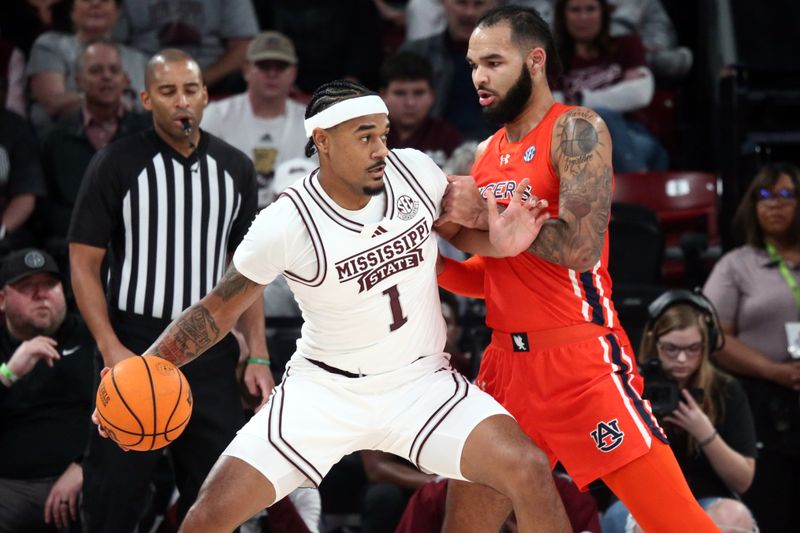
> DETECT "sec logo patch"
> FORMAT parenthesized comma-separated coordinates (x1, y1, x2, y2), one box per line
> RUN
(523, 145, 536, 162)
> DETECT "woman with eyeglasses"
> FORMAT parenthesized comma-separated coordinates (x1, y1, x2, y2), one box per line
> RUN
(601, 297, 757, 533)
(703, 162, 800, 532)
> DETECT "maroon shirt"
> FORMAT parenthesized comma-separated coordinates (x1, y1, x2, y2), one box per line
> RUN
(387, 116, 463, 162)
(560, 34, 647, 103)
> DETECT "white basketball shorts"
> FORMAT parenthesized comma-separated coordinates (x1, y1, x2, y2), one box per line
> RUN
(222, 354, 510, 501)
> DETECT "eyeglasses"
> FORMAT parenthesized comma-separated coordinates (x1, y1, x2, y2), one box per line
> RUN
(756, 187, 797, 203)
(656, 341, 704, 359)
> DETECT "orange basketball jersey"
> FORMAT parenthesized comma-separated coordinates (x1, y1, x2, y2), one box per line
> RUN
(471, 102, 622, 335)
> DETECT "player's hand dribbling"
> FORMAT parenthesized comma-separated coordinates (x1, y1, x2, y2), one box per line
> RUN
(436, 175, 488, 229)
(486, 178, 549, 257)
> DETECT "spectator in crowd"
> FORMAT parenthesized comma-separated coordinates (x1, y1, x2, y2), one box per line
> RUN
(380, 51, 463, 168)
(68, 49, 273, 531)
(360, 450, 438, 533)
(0, 108, 47, 252)
(608, 0, 693, 78)
(602, 290, 757, 533)
(404, 0, 447, 42)
(0, 0, 71, 58)
(115, 0, 258, 93)
(27, 0, 148, 132)
(704, 162, 800, 533)
(439, 288, 475, 378)
(266, 0, 384, 94)
(38, 38, 149, 242)
(202, 32, 308, 210)
(553, 0, 668, 172)
(0, 39, 27, 117)
(402, 0, 497, 140)
(0, 248, 95, 533)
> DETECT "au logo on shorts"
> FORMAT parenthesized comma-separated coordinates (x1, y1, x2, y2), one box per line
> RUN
(591, 419, 624, 452)
(523, 145, 536, 162)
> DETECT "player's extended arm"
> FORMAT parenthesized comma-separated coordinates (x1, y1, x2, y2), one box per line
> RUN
(438, 255, 486, 299)
(147, 265, 265, 368)
(229, 253, 276, 402)
(529, 107, 613, 272)
(439, 178, 550, 258)
(69, 242, 136, 367)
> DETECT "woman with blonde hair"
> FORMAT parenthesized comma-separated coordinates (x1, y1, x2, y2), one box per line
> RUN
(602, 290, 758, 533)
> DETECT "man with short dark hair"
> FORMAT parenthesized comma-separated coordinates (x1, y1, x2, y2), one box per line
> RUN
(380, 51, 462, 167)
(438, 5, 721, 532)
(0, 248, 95, 533)
(69, 48, 273, 531)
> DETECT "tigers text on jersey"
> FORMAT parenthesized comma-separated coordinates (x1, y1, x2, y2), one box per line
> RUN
(234, 148, 448, 375)
(470, 102, 622, 334)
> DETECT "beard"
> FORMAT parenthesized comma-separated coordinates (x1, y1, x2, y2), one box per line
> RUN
(482, 64, 533, 125)
(363, 183, 386, 196)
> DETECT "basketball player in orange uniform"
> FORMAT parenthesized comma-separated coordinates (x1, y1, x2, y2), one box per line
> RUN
(435, 6, 721, 532)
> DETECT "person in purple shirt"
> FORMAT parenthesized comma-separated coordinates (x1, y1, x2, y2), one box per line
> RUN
(703, 162, 800, 533)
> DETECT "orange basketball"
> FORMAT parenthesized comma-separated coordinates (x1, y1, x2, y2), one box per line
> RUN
(96, 355, 193, 451)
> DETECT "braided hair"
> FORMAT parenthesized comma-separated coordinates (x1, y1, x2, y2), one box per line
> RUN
(304, 79, 375, 157)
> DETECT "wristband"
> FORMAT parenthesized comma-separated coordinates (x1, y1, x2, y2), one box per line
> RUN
(0, 362, 19, 383)
(698, 429, 717, 447)
(247, 357, 271, 366)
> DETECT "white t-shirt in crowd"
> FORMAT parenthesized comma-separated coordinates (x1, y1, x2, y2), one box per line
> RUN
(202, 94, 309, 208)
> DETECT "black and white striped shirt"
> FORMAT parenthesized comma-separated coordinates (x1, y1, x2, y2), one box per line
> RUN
(69, 129, 258, 321)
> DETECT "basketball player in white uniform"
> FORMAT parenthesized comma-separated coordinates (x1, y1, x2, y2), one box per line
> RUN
(106, 80, 569, 532)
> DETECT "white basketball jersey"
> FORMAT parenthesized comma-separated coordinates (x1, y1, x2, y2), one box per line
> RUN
(235, 149, 448, 375)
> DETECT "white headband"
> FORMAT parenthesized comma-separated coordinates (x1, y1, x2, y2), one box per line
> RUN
(304, 95, 388, 138)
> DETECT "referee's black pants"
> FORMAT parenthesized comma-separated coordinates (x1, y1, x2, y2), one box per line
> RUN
(81, 313, 245, 533)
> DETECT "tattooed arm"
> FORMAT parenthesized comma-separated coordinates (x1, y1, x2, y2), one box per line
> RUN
(527, 107, 613, 271)
(147, 266, 266, 367)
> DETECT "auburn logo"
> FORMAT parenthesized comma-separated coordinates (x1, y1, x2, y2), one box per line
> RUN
(590, 419, 624, 452)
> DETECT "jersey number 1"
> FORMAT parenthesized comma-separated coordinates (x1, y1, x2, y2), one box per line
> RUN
(382, 285, 408, 331)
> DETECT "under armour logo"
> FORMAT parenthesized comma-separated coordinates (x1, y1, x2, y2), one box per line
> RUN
(500, 154, 510, 165)
(511, 332, 529, 352)
(590, 419, 624, 452)
(260, 133, 273, 142)
(371, 225, 388, 238)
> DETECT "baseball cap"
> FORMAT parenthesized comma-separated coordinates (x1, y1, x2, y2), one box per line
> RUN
(246, 31, 297, 64)
(0, 248, 61, 287)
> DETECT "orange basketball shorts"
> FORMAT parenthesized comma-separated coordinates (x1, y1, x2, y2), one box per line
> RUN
(476, 323, 668, 490)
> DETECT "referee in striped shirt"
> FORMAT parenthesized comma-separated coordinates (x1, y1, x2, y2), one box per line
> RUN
(68, 49, 274, 531)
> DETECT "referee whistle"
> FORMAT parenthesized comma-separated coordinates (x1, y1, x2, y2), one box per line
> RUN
(180, 118, 192, 136)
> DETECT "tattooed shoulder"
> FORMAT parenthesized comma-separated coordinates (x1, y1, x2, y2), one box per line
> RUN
(557, 111, 599, 157)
